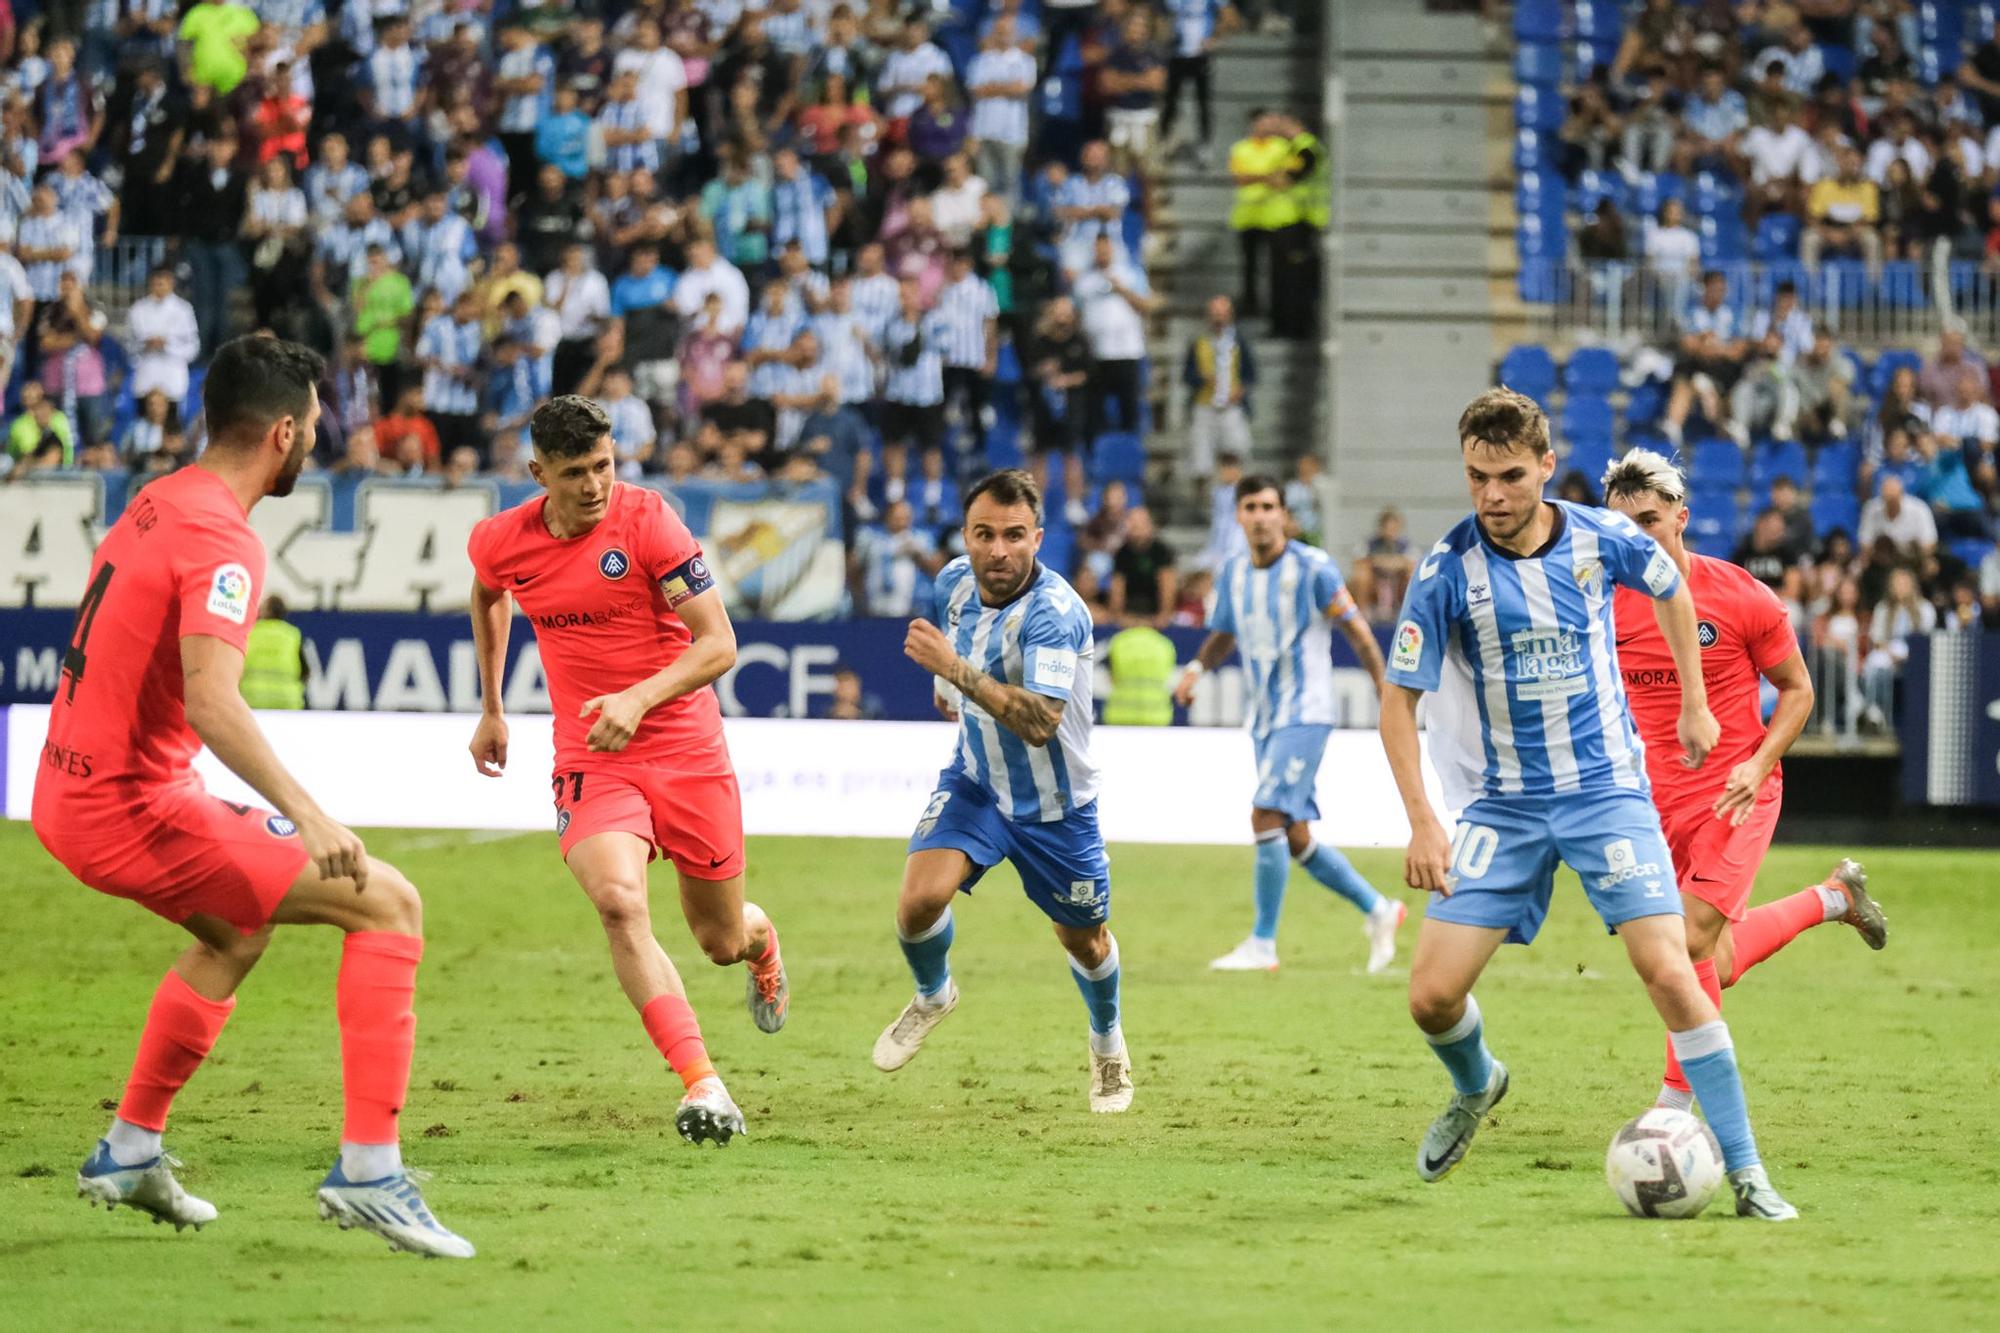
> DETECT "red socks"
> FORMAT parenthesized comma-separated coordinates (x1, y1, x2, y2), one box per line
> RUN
(1728, 888, 1824, 985)
(117, 971, 236, 1132)
(336, 931, 423, 1144)
(640, 994, 716, 1090)
(1660, 957, 1722, 1096)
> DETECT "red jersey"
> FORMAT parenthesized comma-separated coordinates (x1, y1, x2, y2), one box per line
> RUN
(34, 467, 266, 818)
(1613, 553, 1798, 814)
(468, 482, 724, 771)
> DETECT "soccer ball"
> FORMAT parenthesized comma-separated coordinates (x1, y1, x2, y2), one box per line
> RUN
(1604, 1108, 1725, 1218)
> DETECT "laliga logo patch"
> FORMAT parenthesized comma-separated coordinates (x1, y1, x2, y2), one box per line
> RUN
(599, 547, 630, 581)
(266, 815, 297, 838)
(1392, 620, 1423, 673)
(207, 562, 252, 625)
(1697, 619, 1719, 649)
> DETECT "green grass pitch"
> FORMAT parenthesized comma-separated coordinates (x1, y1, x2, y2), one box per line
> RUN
(3, 823, 1997, 1330)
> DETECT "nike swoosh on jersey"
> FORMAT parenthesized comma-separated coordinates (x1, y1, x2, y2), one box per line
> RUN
(513, 574, 536, 586)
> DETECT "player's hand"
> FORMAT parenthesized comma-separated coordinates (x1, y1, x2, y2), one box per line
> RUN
(581, 689, 647, 753)
(1677, 703, 1721, 770)
(1171, 668, 1200, 708)
(469, 712, 509, 777)
(1405, 816, 1454, 895)
(1712, 758, 1767, 827)
(299, 813, 369, 890)
(904, 618, 959, 680)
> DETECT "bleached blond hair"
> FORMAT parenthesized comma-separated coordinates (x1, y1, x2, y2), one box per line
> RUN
(1600, 448, 1687, 507)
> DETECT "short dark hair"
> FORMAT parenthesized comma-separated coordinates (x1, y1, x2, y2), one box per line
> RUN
(203, 335, 324, 449)
(963, 467, 1044, 524)
(1235, 473, 1284, 505)
(531, 395, 612, 458)
(1458, 387, 1550, 457)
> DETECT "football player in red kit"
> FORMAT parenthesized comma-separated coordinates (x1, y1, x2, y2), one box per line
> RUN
(1602, 450, 1888, 1112)
(466, 396, 787, 1146)
(31, 335, 472, 1258)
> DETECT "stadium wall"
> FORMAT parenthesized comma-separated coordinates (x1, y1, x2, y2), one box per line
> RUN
(0, 707, 1445, 850)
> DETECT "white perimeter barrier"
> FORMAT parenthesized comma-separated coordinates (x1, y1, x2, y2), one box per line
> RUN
(3, 707, 1445, 848)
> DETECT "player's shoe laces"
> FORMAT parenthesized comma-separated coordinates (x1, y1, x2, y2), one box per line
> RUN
(1729, 1165, 1799, 1221)
(1088, 1044, 1135, 1113)
(1826, 859, 1888, 950)
(76, 1141, 217, 1231)
(315, 1161, 475, 1258)
(1365, 899, 1408, 975)
(675, 1077, 746, 1146)
(1416, 1061, 1509, 1182)
(746, 923, 789, 1034)
(1208, 937, 1279, 972)
(872, 983, 958, 1071)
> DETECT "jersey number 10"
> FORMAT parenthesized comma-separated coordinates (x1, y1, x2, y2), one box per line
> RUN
(1449, 822, 1498, 882)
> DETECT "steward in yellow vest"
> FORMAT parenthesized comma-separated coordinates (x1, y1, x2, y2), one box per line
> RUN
(241, 596, 307, 709)
(1102, 625, 1178, 726)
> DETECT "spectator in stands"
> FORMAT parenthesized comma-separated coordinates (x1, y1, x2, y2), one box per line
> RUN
(909, 444, 963, 538)
(1980, 545, 2000, 625)
(596, 365, 658, 480)
(1800, 143, 1883, 273)
(1072, 231, 1156, 442)
(1788, 327, 1859, 444)
(855, 497, 945, 617)
(121, 389, 183, 471)
(1859, 474, 1940, 560)
(1756, 21, 1826, 98)
(1103, 7, 1167, 171)
(1110, 504, 1177, 629)
(1664, 269, 1748, 446)
(545, 240, 612, 396)
(1161, 0, 1230, 167)
(697, 361, 775, 467)
(1734, 508, 1806, 589)
(1920, 326, 1988, 407)
(7, 381, 72, 472)
(1618, 72, 1677, 177)
(1682, 64, 1749, 168)
(351, 242, 413, 406)
(1865, 110, 1931, 186)
(111, 59, 184, 238)
(375, 384, 440, 474)
(34, 271, 110, 445)
(1183, 294, 1254, 489)
(1960, 16, 2000, 127)
(1642, 197, 1701, 286)
(1285, 452, 1328, 546)
(1748, 280, 1814, 364)
(1228, 108, 1290, 319)
(816, 665, 886, 720)
(417, 290, 486, 463)
(1740, 94, 1812, 223)
(934, 247, 999, 445)
(1863, 565, 1935, 725)
(880, 275, 948, 458)
(1555, 470, 1599, 505)
(1769, 475, 1816, 554)
(1576, 204, 1630, 262)
(1198, 452, 1248, 569)
(125, 265, 199, 415)
(1610, 0, 1696, 90)
(673, 233, 751, 337)
(1559, 81, 1623, 181)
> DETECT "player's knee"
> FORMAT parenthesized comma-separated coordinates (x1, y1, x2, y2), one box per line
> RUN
(205, 923, 273, 971)
(692, 919, 748, 966)
(1407, 980, 1464, 1033)
(361, 863, 423, 936)
(587, 878, 651, 936)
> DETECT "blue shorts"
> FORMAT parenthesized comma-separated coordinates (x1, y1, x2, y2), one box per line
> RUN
(1426, 789, 1682, 946)
(907, 771, 1112, 927)
(1251, 724, 1330, 823)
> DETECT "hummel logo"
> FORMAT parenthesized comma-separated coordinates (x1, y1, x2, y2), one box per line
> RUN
(513, 574, 536, 586)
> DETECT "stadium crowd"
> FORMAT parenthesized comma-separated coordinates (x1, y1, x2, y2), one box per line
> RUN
(1512, 0, 2000, 730)
(0, 0, 1337, 621)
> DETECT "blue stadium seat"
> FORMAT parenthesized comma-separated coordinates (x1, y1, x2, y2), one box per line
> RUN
(1820, 260, 1869, 309)
(1869, 347, 1924, 398)
(1499, 343, 1559, 404)
(1564, 346, 1621, 394)
(1516, 214, 1566, 260)
(1039, 525, 1076, 580)
(1950, 537, 1996, 571)
(1572, 0, 1623, 38)
(985, 418, 1024, 470)
(1514, 86, 1564, 132)
(1575, 168, 1626, 214)
(1571, 37, 1620, 77)
(1088, 432, 1146, 488)
(1625, 380, 1666, 428)
(1513, 0, 1564, 41)
(1821, 43, 1857, 83)
(1811, 492, 1860, 538)
(1811, 443, 1860, 494)
(1518, 263, 1564, 303)
(1515, 169, 1565, 220)
(1560, 393, 1615, 445)
(1689, 439, 1747, 488)
(1632, 171, 1686, 217)
(1513, 129, 1549, 172)
(1692, 170, 1743, 217)
(1686, 504, 1739, 559)
(1879, 261, 1929, 308)
(1752, 440, 1809, 490)
(1698, 214, 1746, 262)
(1563, 435, 1615, 483)
(994, 341, 1021, 386)
(1753, 213, 1801, 261)
(1514, 42, 1564, 86)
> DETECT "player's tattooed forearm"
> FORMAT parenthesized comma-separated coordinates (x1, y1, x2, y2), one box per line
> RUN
(948, 658, 1061, 746)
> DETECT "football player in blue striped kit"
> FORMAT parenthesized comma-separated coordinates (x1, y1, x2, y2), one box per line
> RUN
(1174, 473, 1405, 974)
(873, 469, 1133, 1113)
(1378, 388, 1796, 1220)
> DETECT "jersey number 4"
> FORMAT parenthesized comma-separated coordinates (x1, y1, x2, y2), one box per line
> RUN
(59, 562, 116, 704)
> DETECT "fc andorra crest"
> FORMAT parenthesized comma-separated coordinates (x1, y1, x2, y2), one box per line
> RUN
(1697, 619, 1719, 649)
(599, 548, 631, 580)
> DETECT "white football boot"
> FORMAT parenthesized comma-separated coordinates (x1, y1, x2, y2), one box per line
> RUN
(1208, 936, 1279, 972)
(1365, 899, 1408, 974)
(871, 983, 958, 1072)
(1416, 1061, 1510, 1182)
(675, 1077, 747, 1146)
(76, 1141, 217, 1231)
(316, 1161, 475, 1258)
(1729, 1165, 1800, 1221)
(1088, 1044, 1135, 1114)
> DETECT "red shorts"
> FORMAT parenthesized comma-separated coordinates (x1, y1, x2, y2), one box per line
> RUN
(553, 755, 746, 881)
(1660, 773, 1782, 922)
(33, 781, 310, 935)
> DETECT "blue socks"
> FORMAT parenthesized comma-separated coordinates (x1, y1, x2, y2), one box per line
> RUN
(1068, 934, 1123, 1056)
(1252, 830, 1289, 940)
(1425, 995, 1497, 1096)
(1297, 839, 1384, 914)
(1671, 1020, 1760, 1170)
(898, 906, 955, 1001)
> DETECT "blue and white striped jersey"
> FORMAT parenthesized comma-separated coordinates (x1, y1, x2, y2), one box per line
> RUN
(933, 273, 998, 369)
(365, 43, 424, 120)
(418, 315, 484, 416)
(1385, 501, 1682, 810)
(968, 47, 1036, 147)
(496, 44, 555, 133)
(935, 557, 1101, 823)
(772, 170, 834, 266)
(1211, 541, 1361, 742)
(598, 97, 660, 174)
(850, 271, 901, 343)
(882, 312, 947, 405)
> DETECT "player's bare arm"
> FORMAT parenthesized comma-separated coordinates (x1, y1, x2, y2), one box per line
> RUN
(1338, 612, 1388, 695)
(904, 618, 1063, 747)
(1378, 682, 1451, 894)
(1650, 581, 1720, 768)
(467, 576, 512, 776)
(181, 634, 368, 888)
(1172, 630, 1236, 706)
(581, 585, 738, 753)
(1714, 649, 1814, 826)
